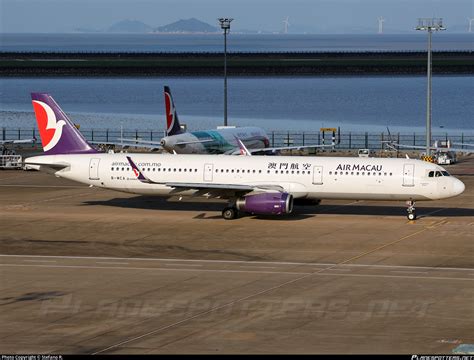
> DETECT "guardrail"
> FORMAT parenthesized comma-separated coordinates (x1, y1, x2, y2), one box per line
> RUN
(1, 128, 473, 151)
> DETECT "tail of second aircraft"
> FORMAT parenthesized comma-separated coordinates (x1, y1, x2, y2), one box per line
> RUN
(31, 93, 97, 155)
(164, 86, 184, 137)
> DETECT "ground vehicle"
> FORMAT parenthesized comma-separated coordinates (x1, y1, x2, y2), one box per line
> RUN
(435, 150, 457, 165)
(0, 154, 23, 169)
(358, 149, 375, 157)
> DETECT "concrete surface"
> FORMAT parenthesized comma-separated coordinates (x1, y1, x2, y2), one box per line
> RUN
(0, 156, 473, 354)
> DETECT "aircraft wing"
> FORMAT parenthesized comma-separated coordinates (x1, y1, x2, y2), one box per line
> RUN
(441, 147, 474, 154)
(1, 138, 36, 145)
(227, 144, 336, 154)
(126, 156, 284, 198)
(452, 142, 474, 148)
(118, 137, 215, 146)
(384, 142, 474, 153)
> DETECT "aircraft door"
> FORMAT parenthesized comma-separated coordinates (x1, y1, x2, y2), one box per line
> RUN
(89, 158, 100, 180)
(402, 163, 415, 187)
(312, 166, 323, 185)
(204, 163, 213, 182)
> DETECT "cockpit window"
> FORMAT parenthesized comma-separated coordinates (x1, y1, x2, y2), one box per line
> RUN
(428, 170, 450, 178)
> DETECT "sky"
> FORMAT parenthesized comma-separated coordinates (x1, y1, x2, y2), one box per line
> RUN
(1, 0, 473, 33)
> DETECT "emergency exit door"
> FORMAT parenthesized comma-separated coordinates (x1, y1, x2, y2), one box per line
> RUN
(402, 164, 415, 187)
(89, 158, 100, 180)
(312, 166, 323, 185)
(204, 163, 213, 182)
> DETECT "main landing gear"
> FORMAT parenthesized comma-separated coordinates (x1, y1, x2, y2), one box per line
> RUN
(222, 206, 239, 220)
(406, 200, 417, 220)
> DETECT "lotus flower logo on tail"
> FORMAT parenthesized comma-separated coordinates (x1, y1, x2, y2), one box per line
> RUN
(32, 100, 66, 151)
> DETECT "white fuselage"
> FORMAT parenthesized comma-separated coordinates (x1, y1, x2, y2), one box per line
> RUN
(27, 153, 465, 202)
(161, 127, 268, 154)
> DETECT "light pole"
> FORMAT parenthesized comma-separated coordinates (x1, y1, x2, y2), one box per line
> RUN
(415, 18, 445, 156)
(218, 17, 233, 127)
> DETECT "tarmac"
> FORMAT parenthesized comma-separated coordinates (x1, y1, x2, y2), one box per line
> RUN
(0, 156, 473, 354)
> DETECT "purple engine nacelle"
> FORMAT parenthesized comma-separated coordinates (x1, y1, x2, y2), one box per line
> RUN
(236, 192, 294, 215)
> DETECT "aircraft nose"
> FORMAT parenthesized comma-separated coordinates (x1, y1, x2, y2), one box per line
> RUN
(453, 179, 465, 196)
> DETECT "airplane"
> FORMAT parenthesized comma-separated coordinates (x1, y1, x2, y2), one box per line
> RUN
(382, 128, 474, 155)
(115, 86, 269, 154)
(118, 86, 334, 155)
(26, 93, 465, 220)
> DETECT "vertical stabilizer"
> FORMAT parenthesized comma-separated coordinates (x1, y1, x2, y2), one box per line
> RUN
(31, 93, 97, 155)
(164, 86, 184, 136)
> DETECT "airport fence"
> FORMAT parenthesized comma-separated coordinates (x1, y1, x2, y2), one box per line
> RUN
(2, 127, 473, 151)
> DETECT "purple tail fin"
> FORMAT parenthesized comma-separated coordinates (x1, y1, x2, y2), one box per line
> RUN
(31, 93, 97, 155)
(164, 86, 184, 136)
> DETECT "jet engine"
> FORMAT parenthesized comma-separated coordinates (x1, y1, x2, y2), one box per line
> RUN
(235, 192, 293, 215)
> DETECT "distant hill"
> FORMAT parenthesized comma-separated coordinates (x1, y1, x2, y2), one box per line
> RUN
(107, 19, 153, 33)
(156, 18, 218, 33)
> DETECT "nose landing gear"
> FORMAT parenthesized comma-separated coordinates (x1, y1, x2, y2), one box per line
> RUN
(406, 200, 417, 220)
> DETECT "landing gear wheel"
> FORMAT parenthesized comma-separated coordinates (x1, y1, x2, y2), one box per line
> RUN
(222, 207, 238, 220)
(406, 200, 417, 221)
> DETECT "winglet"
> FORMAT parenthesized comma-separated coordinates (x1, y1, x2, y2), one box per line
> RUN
(126, 156, 153, 183)
(234, 136, 252, 156)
